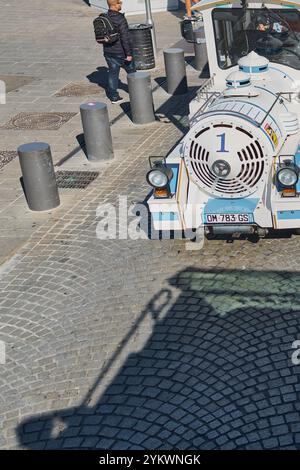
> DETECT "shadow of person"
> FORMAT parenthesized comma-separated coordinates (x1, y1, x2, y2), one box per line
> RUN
(154, 85, 198, 134)
(87, 67, 128, 100)
(17, 268, 300, 450)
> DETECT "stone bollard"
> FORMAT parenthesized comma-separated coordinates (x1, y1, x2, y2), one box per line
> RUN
(127, 71, 155, 124)
(193, 29, 205, 71)
(80, 102, 114, 161)
(163, 48, 188, 95)
(17, 142, 60, 211)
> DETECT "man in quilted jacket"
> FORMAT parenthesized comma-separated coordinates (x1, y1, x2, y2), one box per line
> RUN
(103, 0, 135, 104)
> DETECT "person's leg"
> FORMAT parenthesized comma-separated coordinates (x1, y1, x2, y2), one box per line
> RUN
(105, 55, 121, 100)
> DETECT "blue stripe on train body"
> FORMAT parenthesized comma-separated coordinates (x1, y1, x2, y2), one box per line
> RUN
(152, 212, 179, 221)
(294, 150, 300, 193)
(239, 65, 269, 73)
(277, 210, 300, 220)
(166, 163, 179, 194)
(204, 198, 259, 215)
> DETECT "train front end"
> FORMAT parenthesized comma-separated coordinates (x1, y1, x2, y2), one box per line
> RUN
(146, 1, 300, 237)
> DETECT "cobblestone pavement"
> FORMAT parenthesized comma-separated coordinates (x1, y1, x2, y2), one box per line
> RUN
(1, 95, 300, 449)
(1, 0, 300, 452)
(0, 0, 187, 264)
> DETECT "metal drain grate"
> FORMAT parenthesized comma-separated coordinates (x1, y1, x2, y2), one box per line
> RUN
(55, 170, 99, 189)
(0, 151, 18, 170)
(1, 112, 77, 130)
(55, 82, 104, 97)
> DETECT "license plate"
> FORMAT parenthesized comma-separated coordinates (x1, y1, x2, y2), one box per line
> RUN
(205, 213, 253, 224)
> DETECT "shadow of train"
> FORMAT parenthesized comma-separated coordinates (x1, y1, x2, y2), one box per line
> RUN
(17, 268, 300, 450)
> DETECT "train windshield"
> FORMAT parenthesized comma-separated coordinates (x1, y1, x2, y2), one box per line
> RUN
(213, 8, 300, 69)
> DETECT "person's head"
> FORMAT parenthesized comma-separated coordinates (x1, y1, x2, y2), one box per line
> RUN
(107, 0, 122, 12)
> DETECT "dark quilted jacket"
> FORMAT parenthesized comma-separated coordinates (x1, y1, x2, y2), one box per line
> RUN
(103, 10, 132, 58)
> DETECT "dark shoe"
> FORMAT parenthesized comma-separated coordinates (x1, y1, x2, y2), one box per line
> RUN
(110, 95, 124, 104)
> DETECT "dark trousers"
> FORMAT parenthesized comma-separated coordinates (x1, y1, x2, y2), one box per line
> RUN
(105, 55, 136, 100)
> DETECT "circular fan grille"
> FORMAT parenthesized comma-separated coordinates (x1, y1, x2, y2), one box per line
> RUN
(186, 125, 266, 198)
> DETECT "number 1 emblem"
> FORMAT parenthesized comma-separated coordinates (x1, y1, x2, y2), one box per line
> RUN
(217, 133, 229, 153)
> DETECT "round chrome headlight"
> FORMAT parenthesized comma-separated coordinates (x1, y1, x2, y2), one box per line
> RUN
(146, 163, 173, 189)
(147, 169, 169, 188)
(277, 166, 298, 187)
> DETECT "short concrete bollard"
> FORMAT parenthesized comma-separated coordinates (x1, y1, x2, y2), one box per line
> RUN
(80, 102, 114, 161)
(193, 29, 204, 71)
(17, 142, 60, 211)
(163, 48, 188, 95)
(127, 72, 155, 124)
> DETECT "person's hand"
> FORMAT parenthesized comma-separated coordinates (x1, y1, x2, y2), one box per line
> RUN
(126, 55, 133, 62)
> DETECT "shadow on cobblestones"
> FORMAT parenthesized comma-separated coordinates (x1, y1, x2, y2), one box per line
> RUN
(17, 267, 300, 449)
(154, 86, 198, 133)
(87, 67, 129, 99)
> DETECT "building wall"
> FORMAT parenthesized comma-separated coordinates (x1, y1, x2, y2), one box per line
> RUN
(89, 0, 179, 15)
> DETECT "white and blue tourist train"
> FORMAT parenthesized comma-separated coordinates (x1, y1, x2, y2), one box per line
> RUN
(146, 0, 300, 237)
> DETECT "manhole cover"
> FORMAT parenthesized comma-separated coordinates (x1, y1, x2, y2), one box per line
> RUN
(0, 151, 18, 170)
(1, 112, 77, 130)
(55, 171, 99, 189)
(55, 82, 104, 97)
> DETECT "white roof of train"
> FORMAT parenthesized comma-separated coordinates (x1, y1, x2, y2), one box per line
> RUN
(191, 0, 300, 11)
